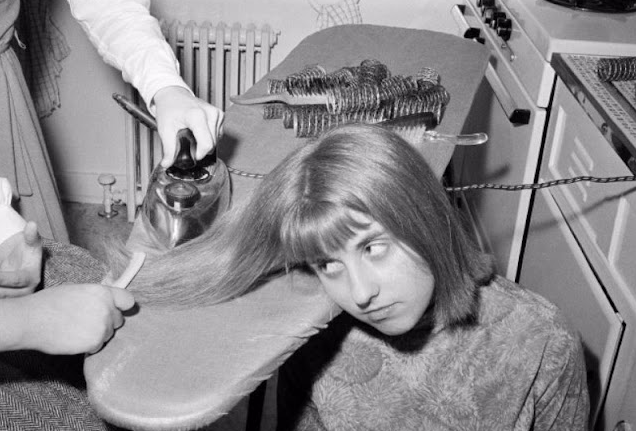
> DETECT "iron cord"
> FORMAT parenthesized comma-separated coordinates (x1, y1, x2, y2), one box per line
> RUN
(444, 175, 636, 192)
(227, 168, 636, 192)
(226, 165, 266, 179)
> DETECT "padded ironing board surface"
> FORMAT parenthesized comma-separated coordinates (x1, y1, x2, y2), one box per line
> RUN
(84, 24, 489, 431)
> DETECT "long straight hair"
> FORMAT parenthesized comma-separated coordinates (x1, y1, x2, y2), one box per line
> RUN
(122, 123, 493, 327)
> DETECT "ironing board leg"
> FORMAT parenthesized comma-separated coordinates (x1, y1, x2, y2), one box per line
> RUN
(246, 380, 267, 431)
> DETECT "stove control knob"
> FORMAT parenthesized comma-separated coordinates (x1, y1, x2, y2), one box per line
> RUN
(496, 18, 512, 41)
(463, 27, 481, 39)
(490, 12, 506, 28)
(483, 6, 497, 23)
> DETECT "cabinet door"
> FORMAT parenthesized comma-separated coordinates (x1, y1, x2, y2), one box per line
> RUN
(519, 189, 624, 428)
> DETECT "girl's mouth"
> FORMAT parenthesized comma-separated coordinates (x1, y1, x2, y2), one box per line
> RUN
(365, 303, 397, 322)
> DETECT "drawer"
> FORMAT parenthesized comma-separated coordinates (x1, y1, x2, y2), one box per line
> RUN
(543, 80, 634, 260)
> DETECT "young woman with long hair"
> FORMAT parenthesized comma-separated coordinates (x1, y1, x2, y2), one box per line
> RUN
(125, 123, 589, 430)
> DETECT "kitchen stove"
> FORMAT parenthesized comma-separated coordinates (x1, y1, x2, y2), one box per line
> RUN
(501, 0, 636, 64)
(451, 2, 636, 429)
(450, 0, 636, 277)
(451, 0, 636, 273)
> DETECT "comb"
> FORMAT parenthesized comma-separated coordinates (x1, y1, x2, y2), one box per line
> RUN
(230, 92, 328, 107)
(379, 112, 488, 147)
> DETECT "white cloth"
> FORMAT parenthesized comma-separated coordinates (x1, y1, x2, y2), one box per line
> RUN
(67, 0, 192, 112)
(0, 178, 27, 246)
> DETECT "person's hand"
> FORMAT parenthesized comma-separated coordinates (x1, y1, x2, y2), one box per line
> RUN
(18, 283, 136, 355)
(153, 86, 224, 168)
(0, 221, 43, 297)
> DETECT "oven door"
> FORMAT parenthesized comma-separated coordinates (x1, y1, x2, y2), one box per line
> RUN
(450, 4, 547, 280)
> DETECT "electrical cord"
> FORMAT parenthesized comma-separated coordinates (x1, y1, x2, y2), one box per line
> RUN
(227, 167, 636, 192)
(226, 166, 266, 179)
(444, 174, 636, 192)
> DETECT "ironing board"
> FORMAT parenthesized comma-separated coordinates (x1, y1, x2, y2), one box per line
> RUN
(83, 24, 489, 431)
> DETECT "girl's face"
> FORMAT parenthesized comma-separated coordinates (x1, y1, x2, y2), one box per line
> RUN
(310, 213, 434, 336)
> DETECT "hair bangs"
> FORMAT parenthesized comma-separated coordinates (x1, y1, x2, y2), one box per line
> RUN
(280, 201, 368, 266)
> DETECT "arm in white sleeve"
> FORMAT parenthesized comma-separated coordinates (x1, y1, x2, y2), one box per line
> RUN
(67, 0, 192, 110)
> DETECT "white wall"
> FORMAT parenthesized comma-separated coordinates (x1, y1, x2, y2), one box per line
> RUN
(151, 0, 456, 68)
(42, 0, 131, 204)
(43, 0, 455, 204)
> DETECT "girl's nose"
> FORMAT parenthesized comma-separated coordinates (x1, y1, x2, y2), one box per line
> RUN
(348, 266, 379, 309)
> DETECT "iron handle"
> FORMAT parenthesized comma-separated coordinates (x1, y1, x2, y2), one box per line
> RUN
(174, 129, 197, 170)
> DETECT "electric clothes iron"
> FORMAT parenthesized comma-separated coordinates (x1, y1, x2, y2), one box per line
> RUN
(140, 128, 231, 248)
(112, 93, 231, 249)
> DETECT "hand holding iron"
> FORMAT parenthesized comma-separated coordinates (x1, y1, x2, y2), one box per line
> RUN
(153, 86, 224, 168)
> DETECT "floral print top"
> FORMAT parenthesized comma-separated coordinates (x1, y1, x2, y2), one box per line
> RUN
(277, 276, 589, 431)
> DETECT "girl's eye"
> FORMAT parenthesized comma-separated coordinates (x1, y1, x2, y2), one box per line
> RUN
(315, 260, 344, 276)
(365, 242, 389, 258)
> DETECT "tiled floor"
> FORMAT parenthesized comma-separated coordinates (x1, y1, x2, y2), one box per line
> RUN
(62, 201, 277, 431)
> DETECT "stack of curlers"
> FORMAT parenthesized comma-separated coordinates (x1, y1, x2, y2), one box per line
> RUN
(262, 59, 450, 137)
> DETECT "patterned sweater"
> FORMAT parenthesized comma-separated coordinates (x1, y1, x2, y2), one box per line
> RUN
(277, 276, 589, 431)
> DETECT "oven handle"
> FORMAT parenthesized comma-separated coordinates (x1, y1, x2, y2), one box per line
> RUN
(451, 4, 473, 38)
(484, 65, 531, 125)
(451, 4, 530, 125)
(451, 4, 485, 42)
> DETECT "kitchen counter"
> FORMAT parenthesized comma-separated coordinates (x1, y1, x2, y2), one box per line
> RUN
(552, 53, 636, 174)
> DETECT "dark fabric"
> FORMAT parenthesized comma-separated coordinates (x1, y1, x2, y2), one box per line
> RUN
(0, 351, 110, 431)
(41, 240, 106, 288)
(19, 0, 71, 119)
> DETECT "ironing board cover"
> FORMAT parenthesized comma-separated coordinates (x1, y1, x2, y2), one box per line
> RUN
(83, 24, 489, 431)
